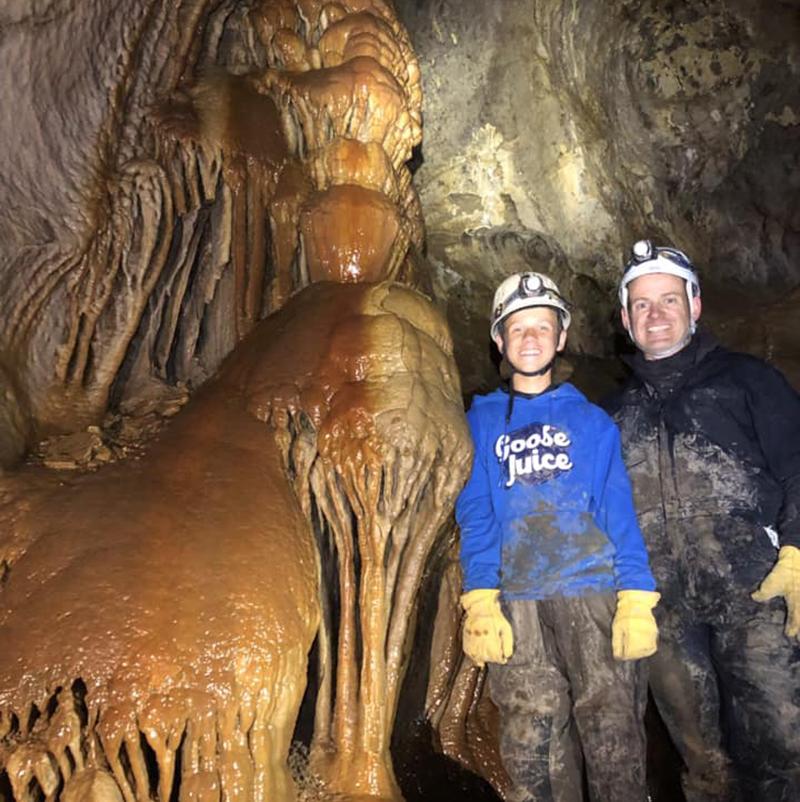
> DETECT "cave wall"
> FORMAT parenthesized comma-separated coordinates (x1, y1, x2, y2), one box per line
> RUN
(394, 0, 800, 395)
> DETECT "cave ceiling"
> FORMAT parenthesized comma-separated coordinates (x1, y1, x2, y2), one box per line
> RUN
(1, 0, 799, 460)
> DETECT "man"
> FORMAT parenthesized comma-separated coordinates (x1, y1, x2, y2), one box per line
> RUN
(606, 240, 800, 802)
(456, 272, 660, 802)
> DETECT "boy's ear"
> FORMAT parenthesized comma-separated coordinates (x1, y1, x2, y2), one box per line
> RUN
(493, 333, 505, 354)
(557, 328, 567, 353)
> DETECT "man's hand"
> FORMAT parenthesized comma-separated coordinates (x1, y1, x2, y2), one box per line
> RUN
(612, 589, 660, 660)
(460, 588, 514, 667)
(752, 545, 800, 639)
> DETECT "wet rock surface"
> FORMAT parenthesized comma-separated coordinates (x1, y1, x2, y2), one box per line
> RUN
(0, 281, 469, 802)
(394, 0, 800, 395)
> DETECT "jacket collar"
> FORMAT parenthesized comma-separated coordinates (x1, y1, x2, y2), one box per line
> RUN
(623, 329, 721, 393)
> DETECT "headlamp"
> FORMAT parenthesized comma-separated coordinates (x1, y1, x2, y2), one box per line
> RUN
(519, 273, 544, 297)
(631, 239, 653, 262)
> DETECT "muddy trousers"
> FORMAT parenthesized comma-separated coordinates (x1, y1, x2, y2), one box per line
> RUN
(650, 601, 800, 802)
(487, 594, 649, 802)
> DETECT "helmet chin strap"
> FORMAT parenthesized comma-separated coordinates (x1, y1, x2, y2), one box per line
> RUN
(504, 355, 556, 424)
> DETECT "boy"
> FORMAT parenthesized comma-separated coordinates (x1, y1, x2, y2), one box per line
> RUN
(456, 272, 659, 802)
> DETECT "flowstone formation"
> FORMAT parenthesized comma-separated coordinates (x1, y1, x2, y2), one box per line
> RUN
(0, 0, 424, 456)
(0, 281, 469, 802)
(225, 282, 470, 798)
(0, 378, 321, 802)
(1, 1, 470, 801)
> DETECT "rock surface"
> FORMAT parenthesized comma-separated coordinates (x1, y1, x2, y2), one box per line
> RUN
(394, 0, 800, 394)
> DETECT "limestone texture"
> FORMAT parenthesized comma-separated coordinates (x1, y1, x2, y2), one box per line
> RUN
(394, 0, 800, 395)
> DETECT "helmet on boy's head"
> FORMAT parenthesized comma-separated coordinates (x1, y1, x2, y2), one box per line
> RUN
(490, 272, 571, 340)
(619, 240, 701, 328)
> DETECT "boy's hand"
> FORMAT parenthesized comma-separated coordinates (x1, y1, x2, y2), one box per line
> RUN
(612, 589, 660, 660)
(460, 588, 514, 667)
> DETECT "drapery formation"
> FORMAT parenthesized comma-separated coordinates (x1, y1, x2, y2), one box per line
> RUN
(0, 0, 423, 453)
(225, 281, 470, 798)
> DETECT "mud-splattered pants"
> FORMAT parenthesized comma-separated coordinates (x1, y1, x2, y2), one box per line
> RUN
(487, 593, 649, 802)
(650, 598, 800, 802)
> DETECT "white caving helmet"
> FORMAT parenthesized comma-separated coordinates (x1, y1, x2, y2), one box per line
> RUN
(619, 240, 701, 335)
(490, 272, 572, 340)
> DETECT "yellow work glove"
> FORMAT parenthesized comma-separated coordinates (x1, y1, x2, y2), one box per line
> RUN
(752, 545, 800, 639)
(460, 588, 514, 667)
(612, 589, 660, 661)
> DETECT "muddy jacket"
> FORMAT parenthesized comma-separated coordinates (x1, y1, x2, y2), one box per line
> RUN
(605, 333, 800, 610)
(457, 382, 655, 600)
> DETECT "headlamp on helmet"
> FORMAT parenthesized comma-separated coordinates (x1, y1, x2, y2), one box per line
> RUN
(619, 239, 701, 333)
(520, 273, 544, 297)
(631, 239, 654, 261)
(490, 272, 571, 340)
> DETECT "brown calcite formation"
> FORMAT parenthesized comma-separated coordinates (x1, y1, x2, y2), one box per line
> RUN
(0, 281, 468, 802)
(0, 0, 424, 456)
(250, 0, 423, 286)
(0, 1, 295, 441)
(1, 4, 452, 802)
(0, 353, 320, 802)
(301, 185, 403, 282)
(310, 140, 399, 201)
(218, 281, 471, 800)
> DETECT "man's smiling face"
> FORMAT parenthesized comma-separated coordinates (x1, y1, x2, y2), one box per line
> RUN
(622, 272, 701, 360)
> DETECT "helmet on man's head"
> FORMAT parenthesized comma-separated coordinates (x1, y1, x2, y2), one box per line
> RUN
(619, 240, 700, 308)
(490, 272, 571, 340)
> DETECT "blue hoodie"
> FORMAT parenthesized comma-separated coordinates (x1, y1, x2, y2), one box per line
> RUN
(457, 383, 655, 600)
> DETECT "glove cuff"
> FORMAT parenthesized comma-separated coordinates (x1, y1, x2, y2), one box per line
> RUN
(460, 588, 501, 612)
(778, 545, 800, 566)
(616, 589, 661, 610)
